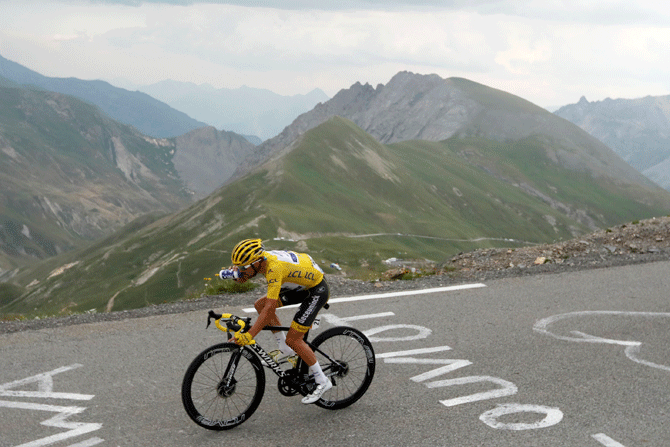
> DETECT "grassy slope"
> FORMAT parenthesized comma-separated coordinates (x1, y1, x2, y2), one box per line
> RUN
(3, 117, 670, 318)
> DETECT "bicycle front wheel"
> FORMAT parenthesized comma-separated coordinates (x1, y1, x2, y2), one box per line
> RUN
(181, 343, 265, 430)
(307, 326, 375, 410)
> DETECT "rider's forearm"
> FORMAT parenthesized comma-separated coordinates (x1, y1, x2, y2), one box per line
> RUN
(248, 301, 276, 338)
(248, 315, 266, 339)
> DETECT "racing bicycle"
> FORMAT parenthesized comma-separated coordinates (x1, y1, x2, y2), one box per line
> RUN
(181, 308, 376, 430)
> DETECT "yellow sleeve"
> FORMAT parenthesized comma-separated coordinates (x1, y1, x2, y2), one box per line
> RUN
(265, 268, 283, 301)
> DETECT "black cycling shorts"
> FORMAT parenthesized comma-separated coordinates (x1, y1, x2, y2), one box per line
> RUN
(279, 278, 329, 333)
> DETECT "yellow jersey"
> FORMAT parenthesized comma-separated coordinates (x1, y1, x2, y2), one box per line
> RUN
(263, 250, 324, 301)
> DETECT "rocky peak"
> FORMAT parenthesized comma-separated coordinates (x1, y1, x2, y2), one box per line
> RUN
(231, 72, 482, 179)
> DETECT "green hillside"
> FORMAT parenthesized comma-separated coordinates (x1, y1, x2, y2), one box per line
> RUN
(3, 116, 670, 318)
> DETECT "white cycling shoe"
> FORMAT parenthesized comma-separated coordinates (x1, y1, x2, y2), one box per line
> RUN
(301, 379, 332, 404)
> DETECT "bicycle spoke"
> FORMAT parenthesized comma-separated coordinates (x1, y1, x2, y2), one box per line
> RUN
(305, 327, 375, 409)
(182, 344, 265, 430)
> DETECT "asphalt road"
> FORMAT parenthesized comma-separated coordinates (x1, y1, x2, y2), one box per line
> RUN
(1, 261, 669, 447)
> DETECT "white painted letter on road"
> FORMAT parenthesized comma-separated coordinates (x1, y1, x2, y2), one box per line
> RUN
(0, 364, 103, 447)
(479, 403, 563, 430)
(364, 324, 432, 342)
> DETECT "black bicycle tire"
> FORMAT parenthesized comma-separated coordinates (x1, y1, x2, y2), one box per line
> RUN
(181, 342, 265, 430)
(305, 326, 375, 410)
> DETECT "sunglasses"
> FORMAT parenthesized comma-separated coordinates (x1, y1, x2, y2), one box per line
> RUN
(238, 258, 263, 270)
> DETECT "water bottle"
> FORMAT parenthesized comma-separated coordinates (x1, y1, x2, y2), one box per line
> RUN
(219, 268, 240, 280)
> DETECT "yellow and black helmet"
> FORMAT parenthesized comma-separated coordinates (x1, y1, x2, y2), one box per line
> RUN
(231, 238, 265, 266)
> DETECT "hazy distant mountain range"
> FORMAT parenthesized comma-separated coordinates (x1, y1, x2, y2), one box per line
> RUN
(137, 80, 330, 142)
(4, 71, 670, 318)
(0, 54, 208, 138)
(555, 95, 670, 191)
(1, 54, 330, 144)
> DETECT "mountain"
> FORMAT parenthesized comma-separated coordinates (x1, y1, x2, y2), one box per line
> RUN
(554, 95, 670, 190)
(138, 80, 329, 141)
(0, 75, 21, 88)
(0, 86, 195, 277)
(234, 72, 654, 190)
(0, 86, 260, 279)
(0, 54, 209, 138)
(172, 126, 257, 198)
(4, 112, 670, 318)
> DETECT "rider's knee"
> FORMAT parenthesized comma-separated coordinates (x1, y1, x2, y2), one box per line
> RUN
(285, 328, 306, 347)
(254, 298, 265, 313)
(285, 336, 297, 350)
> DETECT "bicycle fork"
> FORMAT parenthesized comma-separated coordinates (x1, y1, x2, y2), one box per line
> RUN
(219, 349, 242, 396)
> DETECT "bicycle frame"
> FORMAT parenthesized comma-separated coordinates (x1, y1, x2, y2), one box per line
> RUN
(247, 337, 291, 379)
(209, 311, 345, 397)
(222, 324, 339, 383)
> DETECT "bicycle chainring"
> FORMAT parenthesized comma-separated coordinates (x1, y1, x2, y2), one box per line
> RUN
(277, 371, 301, 397)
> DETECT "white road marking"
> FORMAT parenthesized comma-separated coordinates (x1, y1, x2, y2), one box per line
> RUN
(0, 401, 86, 412)
(242, 283, 486, 312)
(479, 404, 563, 430)
(386, 358, 473, 383)
(0, 364, 94, 400)
(364, 324, 432, 342)
(533, 311, 670, 372)
(334, 311, 395, 321)
(0, 364, 103, 447)
(426, 375, 519, 407)
(66, 437, 105, 447)
(0, 401, 102, 447)
(592, 433, 627, 447)
(376, 345, 454, 359)
(321, 311, 394, 327)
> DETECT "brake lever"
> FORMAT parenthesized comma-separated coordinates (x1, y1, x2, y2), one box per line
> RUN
(206, 310, 222, 329)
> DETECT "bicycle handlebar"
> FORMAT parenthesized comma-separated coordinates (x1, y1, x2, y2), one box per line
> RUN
(207, 310, 252, 337)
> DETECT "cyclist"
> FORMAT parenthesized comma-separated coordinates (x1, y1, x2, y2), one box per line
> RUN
(227, 238, 332, 404)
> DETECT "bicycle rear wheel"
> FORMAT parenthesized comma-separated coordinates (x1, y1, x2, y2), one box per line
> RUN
(306, 326, 375, 409)
(182, 343, 265, 430)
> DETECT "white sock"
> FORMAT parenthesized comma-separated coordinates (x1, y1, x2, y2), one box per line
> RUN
(308, 362, 329, 386)
(274, 332, 295, 356)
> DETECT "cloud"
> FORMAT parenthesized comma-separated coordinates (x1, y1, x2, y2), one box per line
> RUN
(2, 0, 670, 107)
(81, 0, 670, 26)
(87, 0, 478, 10)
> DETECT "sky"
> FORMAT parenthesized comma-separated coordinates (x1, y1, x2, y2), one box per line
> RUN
(1, 0, 670, 109)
